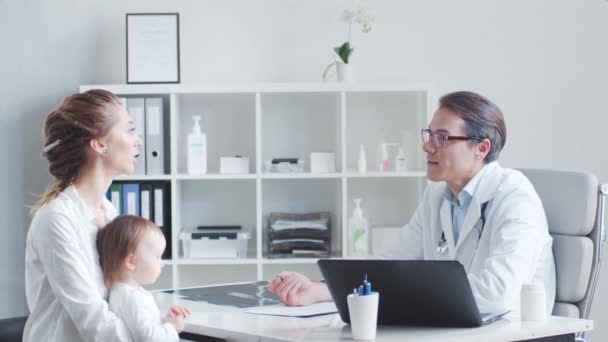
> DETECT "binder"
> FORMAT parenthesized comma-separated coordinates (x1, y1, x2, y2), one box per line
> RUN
(153, 181, 172, 259)
(140, 183, 153, 221)
(122, 183, 140, 216)
(108, 183, 123, 214)
(145, 98, 165, 175)
(126, 98, 146, 175)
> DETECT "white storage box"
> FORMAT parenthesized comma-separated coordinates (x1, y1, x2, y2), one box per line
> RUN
(180, 230, 250, 258)
(310, 152, 336, 173)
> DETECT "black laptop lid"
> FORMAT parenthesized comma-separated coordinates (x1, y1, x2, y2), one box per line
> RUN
(317, 259, 483, 327)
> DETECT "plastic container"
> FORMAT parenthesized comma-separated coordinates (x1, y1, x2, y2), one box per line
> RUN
(349, 198, 370, 257)
(347, 292, 379, 340)
(187, 115, 207, 174)
(520, 283, 547, 321)
(180, 230, 250, 258)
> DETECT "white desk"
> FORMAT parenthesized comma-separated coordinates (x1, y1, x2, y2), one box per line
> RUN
(153, 288, 593, 342)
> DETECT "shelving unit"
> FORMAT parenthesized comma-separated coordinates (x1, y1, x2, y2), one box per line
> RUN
(81, 83, 436, 290)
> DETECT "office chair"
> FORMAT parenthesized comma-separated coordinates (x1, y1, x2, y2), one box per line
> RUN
(520, 169, 607, 339)
(0, 316, 27, 342)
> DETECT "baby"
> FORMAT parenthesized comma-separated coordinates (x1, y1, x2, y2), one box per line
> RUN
(97, 215, 190, 342)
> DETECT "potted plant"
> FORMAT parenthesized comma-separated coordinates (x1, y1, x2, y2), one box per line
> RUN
(323, 6, 374, 82)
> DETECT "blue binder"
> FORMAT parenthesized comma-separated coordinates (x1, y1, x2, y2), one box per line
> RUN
(122, 183, 140, 216)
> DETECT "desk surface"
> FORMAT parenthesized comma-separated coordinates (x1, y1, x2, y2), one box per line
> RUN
(153, 285, 593, 342)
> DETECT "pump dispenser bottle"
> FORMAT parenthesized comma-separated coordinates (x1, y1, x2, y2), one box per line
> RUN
(349, 198, 370, 256)
(358, 144, 367, 173)
(187, 115, 207, 174)
(378, 141, 397, 172)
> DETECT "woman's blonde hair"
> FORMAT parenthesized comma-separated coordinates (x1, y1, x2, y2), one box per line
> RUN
(32, 89, 122, 213)
(96, 215, 162, 288)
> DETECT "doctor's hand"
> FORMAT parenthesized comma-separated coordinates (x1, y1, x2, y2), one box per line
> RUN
(268, 271, 331, 306)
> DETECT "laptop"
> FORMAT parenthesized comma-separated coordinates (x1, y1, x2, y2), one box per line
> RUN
(317, 259, 510, 327)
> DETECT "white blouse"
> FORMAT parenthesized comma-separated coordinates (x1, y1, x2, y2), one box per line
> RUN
(24, 185, 133, 342)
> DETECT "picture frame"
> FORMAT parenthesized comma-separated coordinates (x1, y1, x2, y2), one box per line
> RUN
(126, 13, 180, 84)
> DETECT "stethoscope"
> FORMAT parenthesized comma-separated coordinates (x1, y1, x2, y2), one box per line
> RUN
(436, 201, 489, 255)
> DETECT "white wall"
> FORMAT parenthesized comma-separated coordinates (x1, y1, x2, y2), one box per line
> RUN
(3, 0, 608, 338)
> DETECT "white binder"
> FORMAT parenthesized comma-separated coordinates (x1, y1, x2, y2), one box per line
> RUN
(124, 97, 146, 175)
(145, 97, 165, 174)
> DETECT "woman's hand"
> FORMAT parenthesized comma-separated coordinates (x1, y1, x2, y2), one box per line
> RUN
(268, 271, 329, 306)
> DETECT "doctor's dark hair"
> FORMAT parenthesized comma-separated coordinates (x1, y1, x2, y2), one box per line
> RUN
(97, 215, 163, 288)
(439, 91, 506, 163)
(32, 89, 123, 213)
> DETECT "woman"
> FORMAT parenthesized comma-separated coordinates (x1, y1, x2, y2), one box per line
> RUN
(24, 89, 142, 341)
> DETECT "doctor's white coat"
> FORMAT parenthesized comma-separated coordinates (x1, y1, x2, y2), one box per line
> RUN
(381, 162, 556, 314)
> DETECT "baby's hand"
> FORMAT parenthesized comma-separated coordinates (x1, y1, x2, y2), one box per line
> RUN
(165, 312, 185, 333)
(168, 305, 190, 318)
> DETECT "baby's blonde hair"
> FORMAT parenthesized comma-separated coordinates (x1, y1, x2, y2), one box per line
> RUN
(96, 215, 162, 288)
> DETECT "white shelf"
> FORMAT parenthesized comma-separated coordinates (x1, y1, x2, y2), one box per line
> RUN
(345, 171, 427, 178)
(176, 258, 259, 265)
(82, 82, 435, 288)
(80, 82, 434, 94)
(175, 173, 256, 180)
(115, 174, 173, 181)
(261, 173, 342, 179)
(262, 258, 325, 265)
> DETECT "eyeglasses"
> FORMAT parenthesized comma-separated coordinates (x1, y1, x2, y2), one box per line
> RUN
(421, 129, 483, 149)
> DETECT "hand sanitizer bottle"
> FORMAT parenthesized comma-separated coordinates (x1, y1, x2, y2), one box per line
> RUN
(349, 198, 370, 257)
(187, 115, 207, 174)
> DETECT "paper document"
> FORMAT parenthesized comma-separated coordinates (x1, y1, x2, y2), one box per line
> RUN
(244, 301, 337, 317)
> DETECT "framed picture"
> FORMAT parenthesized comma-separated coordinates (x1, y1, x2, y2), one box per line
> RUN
(126, 13, 180, 84)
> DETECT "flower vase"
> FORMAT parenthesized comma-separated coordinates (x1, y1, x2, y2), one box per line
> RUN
(337, 63, 356, 82)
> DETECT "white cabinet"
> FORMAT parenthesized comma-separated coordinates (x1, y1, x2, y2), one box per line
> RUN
(80, 83, 435, 290)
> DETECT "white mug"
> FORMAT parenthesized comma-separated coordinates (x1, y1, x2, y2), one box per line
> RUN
(520, 283, 547, 321)
(347, 292, 379, 341)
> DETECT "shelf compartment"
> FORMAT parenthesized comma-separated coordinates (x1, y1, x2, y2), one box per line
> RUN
(260, 92, 342, 172)
(175, 93, 256, 175)
(177, 179, 257, 259)
(345, 91, 427, 173)
(262, 178, 342, 258)
(345, 177, 426, 257)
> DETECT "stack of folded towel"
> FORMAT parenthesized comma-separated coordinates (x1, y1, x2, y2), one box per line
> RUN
(267, 212, 331, 257)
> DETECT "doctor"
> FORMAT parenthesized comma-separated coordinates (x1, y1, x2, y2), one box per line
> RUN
(269, 91, 556, 314)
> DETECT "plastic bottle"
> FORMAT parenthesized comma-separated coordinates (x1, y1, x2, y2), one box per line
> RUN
(349, 198, 370, 256)
(358, 144, 367, 173)
(395, 147, 407, 172)
(378, 141, 397, 172)
(187, 115, 207, 174)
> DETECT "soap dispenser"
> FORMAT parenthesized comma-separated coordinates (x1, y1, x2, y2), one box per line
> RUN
(348, 198, 370, 257)
(187, 115, 207, 174)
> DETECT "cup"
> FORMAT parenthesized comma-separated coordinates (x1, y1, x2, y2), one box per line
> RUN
(520, 283, 547, 321)
(347, 292, 379, 340)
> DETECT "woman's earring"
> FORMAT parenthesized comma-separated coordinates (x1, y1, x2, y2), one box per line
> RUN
(102, 149, 108, 157)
